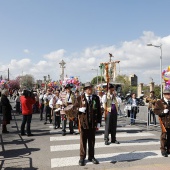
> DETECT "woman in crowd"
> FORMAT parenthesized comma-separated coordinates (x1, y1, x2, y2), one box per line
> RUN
(20, 90, 36, 136)
(1, 89, 12, 133)
(127, 93, 139, 125)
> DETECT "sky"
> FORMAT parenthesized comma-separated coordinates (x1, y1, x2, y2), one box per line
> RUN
(0, 0, 170, 85)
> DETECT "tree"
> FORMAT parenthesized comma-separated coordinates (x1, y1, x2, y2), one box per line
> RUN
(115, 74, 132, 96)
(154, 86, 161, 99)
(9, 78, 20, 90)
(91, 76, 105, 85)
(20, 74, 35, 89)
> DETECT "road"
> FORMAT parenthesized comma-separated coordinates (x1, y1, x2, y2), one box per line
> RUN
(0, 99, 170, 170)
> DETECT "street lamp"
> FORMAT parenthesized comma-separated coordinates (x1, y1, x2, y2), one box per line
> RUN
(147, 43, 163, 98)
(92, 69, 98, 85)
(99, 65, 103, 84)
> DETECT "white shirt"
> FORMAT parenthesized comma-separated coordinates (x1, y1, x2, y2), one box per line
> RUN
(164, 97, 170, 105)
(43, 93, 54, 104)
(85, 93, 92, 102)
(66, 93, 73, 103)
(102, 94, 115, 104)
(132, 98, 137, 106)
(49, 96, 62, 109)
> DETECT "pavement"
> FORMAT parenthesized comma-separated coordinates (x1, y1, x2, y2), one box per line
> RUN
(1, 99, 170, 170)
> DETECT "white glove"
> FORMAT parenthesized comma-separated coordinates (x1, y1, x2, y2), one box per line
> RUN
(79, 107, 86, 113)
(164, 109, 169, 114)
(54, 108, 61, 112)
(97, 123, 100, 128)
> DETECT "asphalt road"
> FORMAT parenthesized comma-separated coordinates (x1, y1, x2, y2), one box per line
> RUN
(0, 98, 170, 170)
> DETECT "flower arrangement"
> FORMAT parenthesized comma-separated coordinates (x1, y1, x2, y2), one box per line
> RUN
(162, 66, 170, 90)
(0, 80, 10, 89)
(61, 76, 81, 88)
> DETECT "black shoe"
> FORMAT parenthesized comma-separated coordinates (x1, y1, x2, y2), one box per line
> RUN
(44, 122, 47, 124)
(111, 140, 120, 144)
(2, 131, 9, 134)
(105, 141, 109, 145)
(88, 158, 99, 164)
(79, 159, 85, 166)
(27, 134, 34, 137)
(62, 132, 66, 136)
(161, 151, 168, 157)
(70, 131, 76, 135)
(21, 133, 26, 136)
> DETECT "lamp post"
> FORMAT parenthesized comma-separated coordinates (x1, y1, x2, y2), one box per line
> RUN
(99, 64, 103, 84)
(147, 43, 163, 98)
(92, 69, 98, 85)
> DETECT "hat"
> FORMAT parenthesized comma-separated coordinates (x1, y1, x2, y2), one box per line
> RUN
(163, 88, 170, 94)
(83, 82, 93, 90)
(65, 84, 73, 89)
(109, 84, 115, 89)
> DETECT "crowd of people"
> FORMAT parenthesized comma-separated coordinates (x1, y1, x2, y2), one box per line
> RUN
(1, 83, 170, 165)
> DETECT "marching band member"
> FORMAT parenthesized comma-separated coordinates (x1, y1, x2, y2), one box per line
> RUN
(102, 84, 120, 145)
(78, 82, 101, 166)
(154, 88, 170, 157)
(62, 84, 76, 136)
(74, 89, 81, 127)
(49, 90, 62, 129)
(146, 91, 157, 125)
(97, 89, 104, 126)
(44, 89, 54, 124)
(39, 90, 45, 121)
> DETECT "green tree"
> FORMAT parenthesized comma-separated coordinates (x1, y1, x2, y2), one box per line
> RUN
(91, 76, 105, 85)
(115, 74, 131, 96)
(154, 86, 161, 99)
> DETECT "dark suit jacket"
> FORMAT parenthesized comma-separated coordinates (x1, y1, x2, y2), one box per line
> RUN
(1, 95, 12, 124)
(78, 93, 101, 129)
(154, 99, 170, 128)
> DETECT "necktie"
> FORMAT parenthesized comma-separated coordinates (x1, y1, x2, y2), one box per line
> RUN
(87, 96, 91, 103)
(168, 101, 170, 106)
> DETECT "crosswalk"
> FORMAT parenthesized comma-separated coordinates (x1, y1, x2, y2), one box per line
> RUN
(48, 121, 161, 169)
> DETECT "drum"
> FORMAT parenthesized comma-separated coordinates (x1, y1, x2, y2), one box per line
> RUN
(64, 104, 77, 118)
(55, 104, 60, 109)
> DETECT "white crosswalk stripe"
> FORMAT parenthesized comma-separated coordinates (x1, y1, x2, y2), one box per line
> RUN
(50, 132, 155, 141)
(51, 141, 159, 152)
(51, 150, 162, 168)
(49, 124, 160, 169)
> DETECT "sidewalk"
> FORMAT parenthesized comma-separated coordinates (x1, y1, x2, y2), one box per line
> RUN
(0, 98, 51, 170)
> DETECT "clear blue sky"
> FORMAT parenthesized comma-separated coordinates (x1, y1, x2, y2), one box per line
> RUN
(0, 0, 170, 83)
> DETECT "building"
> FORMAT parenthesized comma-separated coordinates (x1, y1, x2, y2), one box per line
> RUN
(129, 74, 138, 86)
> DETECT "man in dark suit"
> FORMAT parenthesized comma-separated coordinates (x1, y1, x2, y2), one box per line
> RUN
(154, 88, 170, 157)
(78, 82, 101, 166)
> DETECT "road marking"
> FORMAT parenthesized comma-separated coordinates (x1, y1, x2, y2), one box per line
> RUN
(49, 126, 141, 131)
(51, 150, 162, 168)
(50, 132, 155, 141)
(50, 141, 159, 152)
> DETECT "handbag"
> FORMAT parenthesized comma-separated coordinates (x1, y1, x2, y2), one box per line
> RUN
(125, 105, 132, 110)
